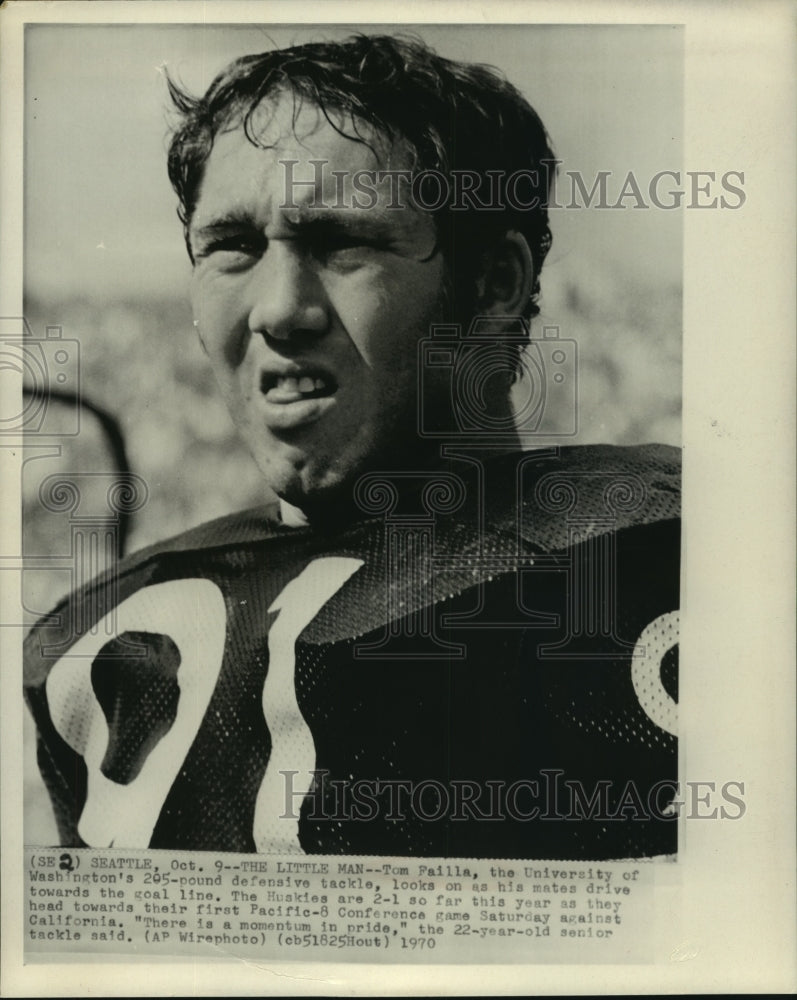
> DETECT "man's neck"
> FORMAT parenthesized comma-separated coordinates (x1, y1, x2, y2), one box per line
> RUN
(277, 432, 522, 530)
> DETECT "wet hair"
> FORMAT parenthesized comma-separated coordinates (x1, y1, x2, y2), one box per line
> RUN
(166, 33, 555, 321)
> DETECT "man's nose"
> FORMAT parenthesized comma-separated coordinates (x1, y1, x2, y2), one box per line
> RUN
(247, 242, 329, 344)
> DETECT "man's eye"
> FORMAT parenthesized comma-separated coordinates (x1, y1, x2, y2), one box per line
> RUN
(196, 235, 263, 261)
(314, 235, 385, 266)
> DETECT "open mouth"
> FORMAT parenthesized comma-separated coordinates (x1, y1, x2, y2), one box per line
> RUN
(260, 371, 339, 404)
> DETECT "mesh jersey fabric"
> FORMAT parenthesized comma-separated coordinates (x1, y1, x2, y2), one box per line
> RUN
(24, 444, 681, 859)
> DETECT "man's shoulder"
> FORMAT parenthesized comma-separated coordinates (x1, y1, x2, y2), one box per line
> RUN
(494, 442, 680, 551)
(65, 441, 680, 584)
(127, 502, 285, 562)
(24, 443, 680, 662)
(528, 441, 681, 475)
(24, 503, 284, 644)
(521, 442, 682, 503)
(112, 501, 290, 582)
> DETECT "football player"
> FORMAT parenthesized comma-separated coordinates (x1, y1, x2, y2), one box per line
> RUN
(24, 34, 680, 858)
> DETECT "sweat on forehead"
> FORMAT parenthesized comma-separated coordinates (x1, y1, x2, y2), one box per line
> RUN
(186, 90, 416, 235)
(188, 112, 428, 248)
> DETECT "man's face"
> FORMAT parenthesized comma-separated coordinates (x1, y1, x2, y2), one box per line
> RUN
(189, 92, 449, 512)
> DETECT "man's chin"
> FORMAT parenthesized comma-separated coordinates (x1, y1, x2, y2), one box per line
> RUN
(259, 452, 359, 522)
(252, 430, 436, 524)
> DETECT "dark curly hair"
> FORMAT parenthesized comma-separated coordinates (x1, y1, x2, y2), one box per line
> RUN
(166, 33, 555, 322)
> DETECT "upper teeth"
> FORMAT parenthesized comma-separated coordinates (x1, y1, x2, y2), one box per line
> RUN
(276, 375, 327, 393)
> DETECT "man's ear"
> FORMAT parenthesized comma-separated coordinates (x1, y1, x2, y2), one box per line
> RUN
(474, 231, 534, 316)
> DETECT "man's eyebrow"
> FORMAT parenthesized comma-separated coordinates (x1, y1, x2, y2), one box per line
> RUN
(190, 207, 412, 245)
(283, 204, 415, 232)
(189, 211, 258, 240)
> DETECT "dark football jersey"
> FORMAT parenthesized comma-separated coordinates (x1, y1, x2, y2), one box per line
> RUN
(24, 444, 681, 859)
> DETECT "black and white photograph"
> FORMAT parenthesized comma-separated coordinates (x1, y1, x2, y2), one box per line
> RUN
(1, 0, 794, 994)
(21, 20, 684, 860)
